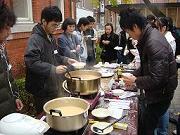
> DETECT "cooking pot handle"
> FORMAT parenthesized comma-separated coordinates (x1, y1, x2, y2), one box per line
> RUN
(49, 109, 62, 116)
(62, 80, 80, 97)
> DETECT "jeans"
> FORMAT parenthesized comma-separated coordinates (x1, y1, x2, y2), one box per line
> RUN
(117, 50, 125, 64)
(138, 99, 171, 135)
(155, 111, 169, 135)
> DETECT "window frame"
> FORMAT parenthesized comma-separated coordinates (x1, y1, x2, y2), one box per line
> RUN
(55, 0, 64, 21)
(13, 0, 33, 24)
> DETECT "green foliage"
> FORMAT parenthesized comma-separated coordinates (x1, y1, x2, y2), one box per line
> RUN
(91, 0, 100, 8)
(109, 0, 118, 7)
(15, 78, 36, 116)
(91, 0, 133, 7)
(122, 0, 133, 4)
(96, 44, 102, 63)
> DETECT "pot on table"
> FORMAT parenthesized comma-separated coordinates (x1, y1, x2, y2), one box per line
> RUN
(43, 97, 90, 132)
(63, 70, 101, 95)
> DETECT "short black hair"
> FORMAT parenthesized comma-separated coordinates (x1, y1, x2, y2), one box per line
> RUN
(146, 14, 158, 28)
(61, 17, 76, 31)
(147, 14, 156, 22)
(157, 17, 169, 31)
(77, 17, 89, 28)
(87, 16, 95, 23)
(105, 23, 114, 33)
(165, 17, 174, 31)
(119, 8, 147, 31)
(41, 6, 62, 23)
(0, 1, 16, 31)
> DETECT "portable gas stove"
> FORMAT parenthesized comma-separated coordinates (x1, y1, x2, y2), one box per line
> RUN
(80, 92, 101, 110)
(44, 123, 89, 135)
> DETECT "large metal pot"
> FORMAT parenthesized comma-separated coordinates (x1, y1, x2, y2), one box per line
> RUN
(43, 97, 89, 132)
(64, 70, 101, 95)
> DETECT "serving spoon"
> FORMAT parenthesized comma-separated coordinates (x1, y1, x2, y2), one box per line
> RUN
(93, 114, 127, 133)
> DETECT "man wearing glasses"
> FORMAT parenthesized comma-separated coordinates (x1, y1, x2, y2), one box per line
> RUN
(24, 6, 77, 114)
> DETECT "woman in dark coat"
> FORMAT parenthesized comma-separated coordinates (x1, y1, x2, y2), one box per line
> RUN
(99, 23, 119, 63)
(0, 2, 23, 119)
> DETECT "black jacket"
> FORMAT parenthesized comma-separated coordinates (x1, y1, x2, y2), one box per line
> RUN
(99, 32, 119, 62)
(24, 24, 68, 97)
(133, 24, 178, 104)
(0, 46, 17, 119)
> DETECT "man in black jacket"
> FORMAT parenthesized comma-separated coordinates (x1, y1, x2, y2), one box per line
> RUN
(24, 6, 77, 114)
(0, 1, 23, 119)
(120, 9, 177, 135)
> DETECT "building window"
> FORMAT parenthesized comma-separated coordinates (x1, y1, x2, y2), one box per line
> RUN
(54, 0, 64, 21)
(81, 0, 85, 8)
(12, 0, 33, 23)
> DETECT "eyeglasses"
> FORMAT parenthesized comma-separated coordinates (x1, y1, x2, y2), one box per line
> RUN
(51, 23, 61, 28)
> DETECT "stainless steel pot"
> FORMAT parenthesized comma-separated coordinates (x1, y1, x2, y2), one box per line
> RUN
(64, 70, 101, 95)
(43, 97, 89, 132)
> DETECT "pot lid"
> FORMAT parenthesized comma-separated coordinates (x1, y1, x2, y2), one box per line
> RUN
(1, 113, 25, 123)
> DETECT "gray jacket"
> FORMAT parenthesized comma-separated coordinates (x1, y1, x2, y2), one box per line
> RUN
(24, 24, 68, 97)
(58, 32, 80, 61)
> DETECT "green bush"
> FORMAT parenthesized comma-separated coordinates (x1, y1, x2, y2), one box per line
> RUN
(96, 44, 102, 63)
(15, 78, 36, 116)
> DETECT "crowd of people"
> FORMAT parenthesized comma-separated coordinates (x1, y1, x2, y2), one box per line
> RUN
(0, 1, 179, 135)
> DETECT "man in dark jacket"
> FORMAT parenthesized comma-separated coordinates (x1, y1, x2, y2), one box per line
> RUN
(24, 6, 77, 114)
(0, 1, 23, 119)
(85, 16, 96, 66)
(120, 9, 177, 135)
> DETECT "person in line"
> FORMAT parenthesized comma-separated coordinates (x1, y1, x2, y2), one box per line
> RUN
(154, 16, 176, 135)
(85, 16, 96, 66)
(120, 8, 177, 135)
(147, 14, 158, 29)
(24, 6, 77, 114)
(158, 17, 176, 55)
(58, 17, 81, 61)
(0, 1, 23, 119)
(73, 17, 90, 62)
(99, 23, 119, 63)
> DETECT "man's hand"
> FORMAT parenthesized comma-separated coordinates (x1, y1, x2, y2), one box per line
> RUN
(56, 65, 67, 74)
(102, 40, 110, 45)
(76, 45, 81, 52)
(122, 74, 137, 90)
(67, 58, 78, 65)
(16, 99, 23, 111)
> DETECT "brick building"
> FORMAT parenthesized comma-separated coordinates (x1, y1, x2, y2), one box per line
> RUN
(5, 0, 76, 78)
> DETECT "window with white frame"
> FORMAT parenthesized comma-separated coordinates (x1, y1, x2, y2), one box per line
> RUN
(12, 0, 33, 23)
(81, 0, 85, 8)
(54, 0, 64, 21)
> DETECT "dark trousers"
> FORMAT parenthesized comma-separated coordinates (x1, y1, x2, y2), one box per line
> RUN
(34, 95, 56, 114)
(86, 52, 96, 66)
(138, 98, 171, 135)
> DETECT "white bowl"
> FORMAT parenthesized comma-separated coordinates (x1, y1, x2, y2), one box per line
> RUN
(176, 55, 180, 60)
(72, 62, 86, 69)
(91, 122, 113, 135)
(114, 46, 123, 50)
(111, 89, 124, 96)
(91, 108, 111, 119)
(176, 59, 180, 63)
(121, 73, 132, 78)
(101, 72, 114, 78)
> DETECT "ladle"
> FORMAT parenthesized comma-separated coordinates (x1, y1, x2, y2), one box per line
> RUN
(65, 67, 72, 79)
(93, 114, 127, 133)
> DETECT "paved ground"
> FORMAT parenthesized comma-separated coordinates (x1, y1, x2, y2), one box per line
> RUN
(168, 69, 180, 134)
(170, 69, 180, 111)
